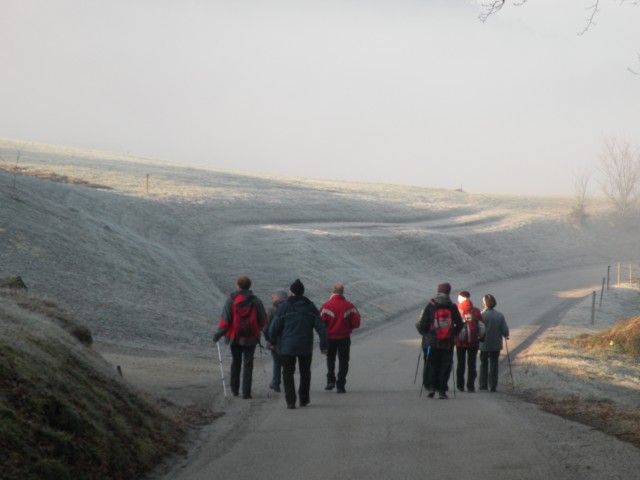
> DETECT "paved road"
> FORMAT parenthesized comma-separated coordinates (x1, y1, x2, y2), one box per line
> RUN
(161, 264, 640, 480)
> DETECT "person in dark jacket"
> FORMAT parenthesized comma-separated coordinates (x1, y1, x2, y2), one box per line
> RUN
(263, 289, 288, 392)
(479, 293, 510, 392)
(320, 282, 361, 393)
(455, 291, 485, 392)
(213, 275, 268, 399)
(269, 279, 328, 409)
(417, 282, 463, 399)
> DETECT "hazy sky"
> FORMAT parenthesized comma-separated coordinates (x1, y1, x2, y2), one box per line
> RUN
(2, 1, 639, 195)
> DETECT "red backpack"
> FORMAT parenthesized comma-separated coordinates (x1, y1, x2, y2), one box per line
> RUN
(232, 294, 259, 339)
(457, 307, 485, 347)
(432, 305, 453, 346)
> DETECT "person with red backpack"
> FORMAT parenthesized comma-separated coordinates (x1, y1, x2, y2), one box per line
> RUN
(455, 291, 485, 393)
(417, 282, 463, 399)
(213, 275, 268, 399)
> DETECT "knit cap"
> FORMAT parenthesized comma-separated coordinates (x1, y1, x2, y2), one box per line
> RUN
(290, 278, 305, 295)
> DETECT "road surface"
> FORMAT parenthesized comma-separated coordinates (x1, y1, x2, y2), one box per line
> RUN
(158, 264, 640, 480)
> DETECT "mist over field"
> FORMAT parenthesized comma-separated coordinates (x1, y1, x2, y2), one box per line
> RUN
(1, 140, 638, 356)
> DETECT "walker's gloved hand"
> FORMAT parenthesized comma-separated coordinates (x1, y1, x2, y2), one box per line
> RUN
(213, 332, 222, 343)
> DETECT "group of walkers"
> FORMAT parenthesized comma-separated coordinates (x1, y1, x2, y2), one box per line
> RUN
(213, 276, 361, 409)
(416, 282, 510, 399)
(212, 276, 509, 408)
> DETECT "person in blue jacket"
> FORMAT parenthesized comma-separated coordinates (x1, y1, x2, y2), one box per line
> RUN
(269, 279, 328, 409)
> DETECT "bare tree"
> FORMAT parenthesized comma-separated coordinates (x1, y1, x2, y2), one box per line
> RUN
(598, 137, 640, 218)
(570, 167, 592, 224)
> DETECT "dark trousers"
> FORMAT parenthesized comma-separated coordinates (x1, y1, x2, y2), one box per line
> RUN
(280, 354, 313, 406)
(427, 347, 453, 394)
(422, 346, 431, 390)
(456, 345, 479, 391)
(326, 337, 351, 389)
(479, 350, 500, 391)
(270, 349, 282, 388)
(230, 344, 256, 397)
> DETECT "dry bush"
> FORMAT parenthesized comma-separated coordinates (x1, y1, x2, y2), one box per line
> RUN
(573, 316, 640, 356)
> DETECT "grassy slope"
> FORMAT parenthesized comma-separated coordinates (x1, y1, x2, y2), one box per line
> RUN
(0, 289, 186, 480)
(512, 288, 640, 450)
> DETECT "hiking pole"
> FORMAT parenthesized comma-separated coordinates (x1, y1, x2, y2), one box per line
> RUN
(414, 345, 422, 384)
(504, 337, 515, 391)
(216, 341, 229, 401)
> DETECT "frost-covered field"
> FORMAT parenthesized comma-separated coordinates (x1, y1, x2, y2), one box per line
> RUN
(1, 139, 637, 356)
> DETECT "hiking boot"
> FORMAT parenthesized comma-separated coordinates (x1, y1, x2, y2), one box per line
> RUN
(467, 387, 475, 393)
(336, 387, 346, 394)
(273, 386, 281, 392)
(300, 400, 309, 407)
(287, 404, 296, 409)
(427, 391, 436, 398)
(242, 394, 252, 399)
(439, 392, 448, 399)
(325, 382, 335, 391)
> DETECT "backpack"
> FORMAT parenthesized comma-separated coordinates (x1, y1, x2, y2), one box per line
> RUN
(232, 294, 258, 338)
(432, 305, 453, 345)
(458, 308, 485, 346)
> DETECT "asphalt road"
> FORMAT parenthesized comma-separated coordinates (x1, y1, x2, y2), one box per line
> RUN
(160, 263, 640, 480)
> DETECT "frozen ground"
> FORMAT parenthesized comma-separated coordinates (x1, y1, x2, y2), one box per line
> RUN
(2, 138, 638, 360)
(3, 139, 640, 476)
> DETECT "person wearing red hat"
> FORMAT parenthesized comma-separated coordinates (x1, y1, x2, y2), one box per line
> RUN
(416, 282, 463, 399)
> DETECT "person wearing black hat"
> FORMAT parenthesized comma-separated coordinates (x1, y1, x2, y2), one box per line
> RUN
(269, 279, 328, 409)
(416, 282, 463, 399)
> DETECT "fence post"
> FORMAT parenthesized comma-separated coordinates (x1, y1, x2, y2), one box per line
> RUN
(617, 262, 621, 286)
(145, 174, 150, 195)
(599, 278, 605, 308)
(607, 265, 611, 291)
(591, 291, 596, 325)
(630, 264, 633, 284)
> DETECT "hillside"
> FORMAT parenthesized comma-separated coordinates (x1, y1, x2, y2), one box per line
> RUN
(3, 139, 640, 477)
(2, 138, 637, 358)
(0, 287, 186, 480)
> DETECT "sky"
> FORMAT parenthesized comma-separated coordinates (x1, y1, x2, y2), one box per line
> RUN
(1, 0, 639, 196)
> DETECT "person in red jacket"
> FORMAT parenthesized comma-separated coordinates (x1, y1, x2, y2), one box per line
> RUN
(455, 290, 485, 392)
(213, 275, 268, 399)
(320, 282, 361, 393)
